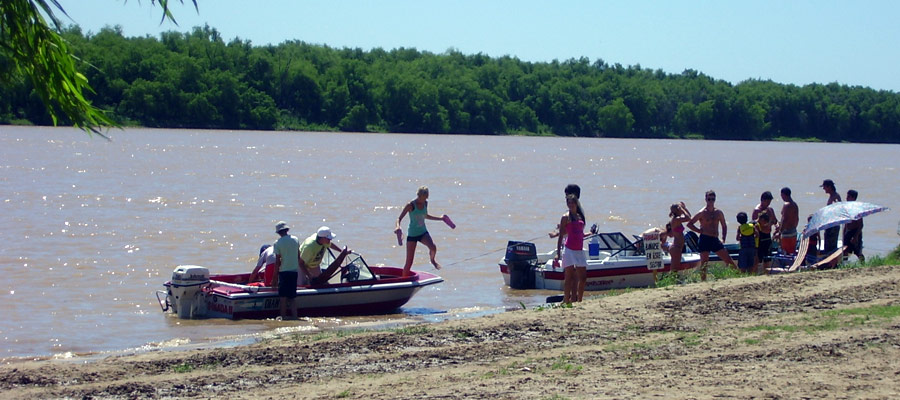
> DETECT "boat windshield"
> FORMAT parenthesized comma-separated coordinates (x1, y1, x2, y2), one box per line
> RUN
(594, 233, 635, 251)
(321, 250, 376, 284)
(594, 232, 643, 257)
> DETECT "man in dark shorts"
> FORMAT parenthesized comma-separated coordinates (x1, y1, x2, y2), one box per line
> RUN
(273, 221, 301, 320)
(688, 190, 738, 280)
(821, 179, 842, 252)
(843, 189, 865, 262)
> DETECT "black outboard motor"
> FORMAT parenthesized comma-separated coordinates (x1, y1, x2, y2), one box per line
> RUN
(505, 241, 537, 289)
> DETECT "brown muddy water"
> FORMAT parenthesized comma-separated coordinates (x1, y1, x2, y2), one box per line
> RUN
(1, 126, 897, 359)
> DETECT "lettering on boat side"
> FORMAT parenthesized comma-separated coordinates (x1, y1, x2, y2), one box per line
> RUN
(207, 301, 232, 314)
(264, 298, 279, 309)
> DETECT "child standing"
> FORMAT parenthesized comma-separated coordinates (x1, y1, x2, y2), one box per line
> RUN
(736, 212, 758, 274)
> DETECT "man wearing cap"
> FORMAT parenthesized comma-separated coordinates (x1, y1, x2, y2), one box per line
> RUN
(299, 226, 353, 286)
(272, 221, 301, 320)
(821, 179, 842, 253)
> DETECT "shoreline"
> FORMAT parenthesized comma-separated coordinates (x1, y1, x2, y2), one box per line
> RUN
(3, 123, 885, 144)
(0, 304, 512, 364)
(3, 264, 900, 399)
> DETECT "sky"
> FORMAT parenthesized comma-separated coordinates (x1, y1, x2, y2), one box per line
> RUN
(58, 0, 900, 92)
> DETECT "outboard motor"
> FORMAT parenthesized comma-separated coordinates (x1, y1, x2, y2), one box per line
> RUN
(168, 265, 210, 318)
(505, 241, 537, 289)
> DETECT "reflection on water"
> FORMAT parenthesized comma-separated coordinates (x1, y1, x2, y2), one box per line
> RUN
(1, 126, 897, 359)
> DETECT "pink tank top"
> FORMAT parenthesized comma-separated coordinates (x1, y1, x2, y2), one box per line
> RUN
(565, 218, 585, 250)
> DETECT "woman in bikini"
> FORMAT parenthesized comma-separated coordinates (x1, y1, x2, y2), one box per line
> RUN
(668, 202, 692, 272)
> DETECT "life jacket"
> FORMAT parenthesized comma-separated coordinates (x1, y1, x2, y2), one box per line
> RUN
(739, 222, 757, 247)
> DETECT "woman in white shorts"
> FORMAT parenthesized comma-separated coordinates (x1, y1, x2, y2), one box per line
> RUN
(555, 194, 591, 303)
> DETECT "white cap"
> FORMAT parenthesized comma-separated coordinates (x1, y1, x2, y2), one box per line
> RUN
(317, 226, 335, 240)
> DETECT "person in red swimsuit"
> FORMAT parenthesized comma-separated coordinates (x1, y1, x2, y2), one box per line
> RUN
(668, 202, 692, 272)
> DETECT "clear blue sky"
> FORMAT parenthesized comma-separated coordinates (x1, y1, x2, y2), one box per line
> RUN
(59, 0, 900, 92)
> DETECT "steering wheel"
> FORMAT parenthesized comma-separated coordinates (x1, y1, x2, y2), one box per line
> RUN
(341, 263, 360, 283)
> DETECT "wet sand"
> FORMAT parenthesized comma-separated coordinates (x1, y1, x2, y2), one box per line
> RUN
(3, 265, 900, 399)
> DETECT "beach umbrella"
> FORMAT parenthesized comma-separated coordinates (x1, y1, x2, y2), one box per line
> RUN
(801, 202, 890, 238)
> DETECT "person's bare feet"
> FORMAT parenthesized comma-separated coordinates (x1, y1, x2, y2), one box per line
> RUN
(432, 259, 442, 270)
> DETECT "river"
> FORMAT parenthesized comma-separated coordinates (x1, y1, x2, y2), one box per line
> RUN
(1, 126, 897, 359)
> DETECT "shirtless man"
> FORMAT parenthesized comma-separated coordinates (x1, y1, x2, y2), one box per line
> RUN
(821, 179, 842, 252)
(752, 191, 779, 227)
(775, 187, 800, 255)
(687, 190, 737, 281)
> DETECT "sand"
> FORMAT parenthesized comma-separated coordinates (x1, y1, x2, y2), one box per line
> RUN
(3, 264, 900, 399)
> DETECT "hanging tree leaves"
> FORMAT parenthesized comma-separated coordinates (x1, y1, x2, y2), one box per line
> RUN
(0, 0, 197, 136)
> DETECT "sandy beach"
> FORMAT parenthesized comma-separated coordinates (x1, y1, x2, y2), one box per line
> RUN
(3, 264, 900, 399)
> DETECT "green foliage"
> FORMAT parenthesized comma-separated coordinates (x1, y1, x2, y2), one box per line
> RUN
(0, 0, 116, 135)
(532, 302, 574, 311)
(393, 325, 430, 335)
(3, 18, 900, 142)
(838, 244, 900, 270)
(888, 244, 900, 262)
(655, 263, 750, 288)
(0, 1, 198, 135)
(743, 304, 900, 344)
(549, 355, 583, 374)
(172, 363, 193, 373)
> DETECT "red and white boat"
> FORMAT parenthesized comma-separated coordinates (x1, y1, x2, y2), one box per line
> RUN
(499, 232, 701, 291)
(158, 252, 442, 319)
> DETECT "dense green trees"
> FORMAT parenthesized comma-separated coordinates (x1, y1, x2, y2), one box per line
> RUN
(0, 0, 197, 134)
(2, 24, 899, 143)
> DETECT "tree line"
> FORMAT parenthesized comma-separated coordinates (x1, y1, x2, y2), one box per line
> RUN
(2, 25, 899, 143)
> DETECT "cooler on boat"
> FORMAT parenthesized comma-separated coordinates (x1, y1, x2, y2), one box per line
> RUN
(505, 241, 537, 289)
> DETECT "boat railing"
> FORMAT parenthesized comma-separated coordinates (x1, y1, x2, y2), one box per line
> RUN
(155, 290, 170, 312)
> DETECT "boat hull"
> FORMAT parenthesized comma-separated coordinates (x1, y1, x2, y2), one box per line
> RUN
(164, 266, 442, 319)
(499, 254, 701, 291)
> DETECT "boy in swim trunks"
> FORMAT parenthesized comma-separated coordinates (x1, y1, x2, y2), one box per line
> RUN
(687, 190, 738, 281)
(776, 187, 799, 255)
